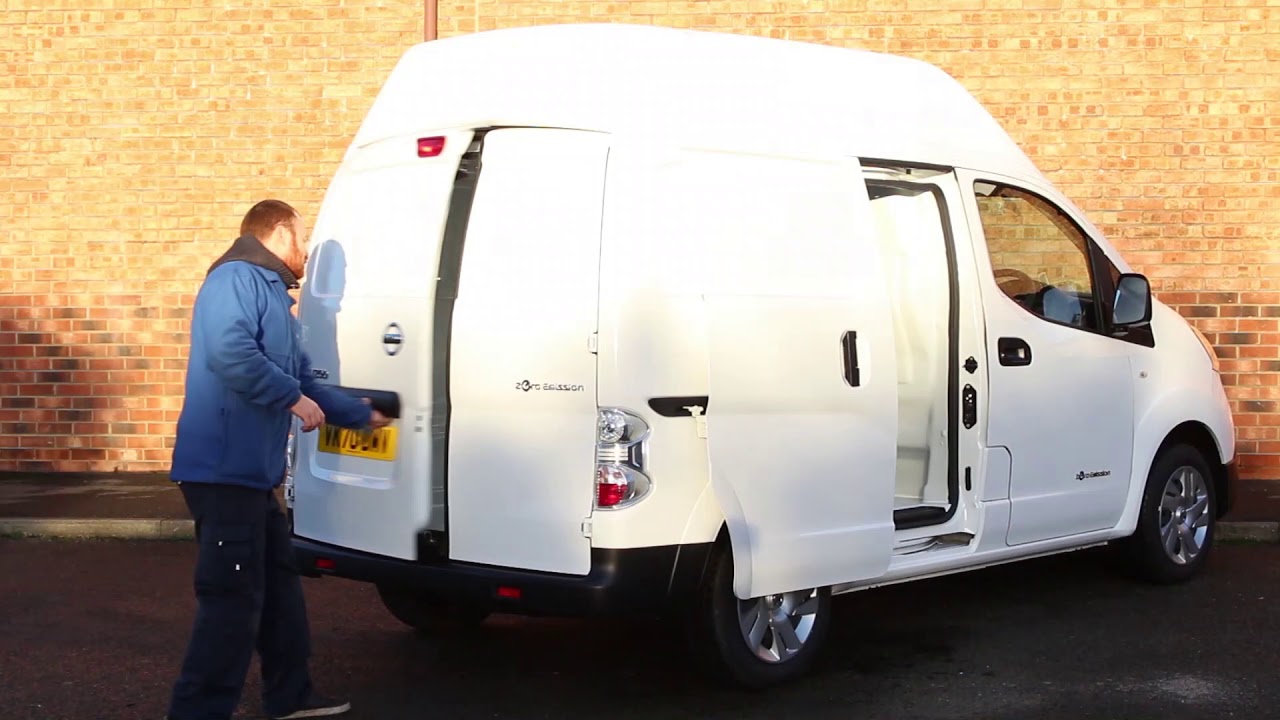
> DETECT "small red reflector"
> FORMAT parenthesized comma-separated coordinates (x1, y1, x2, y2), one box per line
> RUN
(597, 481, 627, 508)
(315, 558, 336, 570)
(496, 586, 522, 600)
(417, 136, 445, 157)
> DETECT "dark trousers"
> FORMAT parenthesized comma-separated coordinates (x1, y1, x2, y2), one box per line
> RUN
(168, 482, 313, 720)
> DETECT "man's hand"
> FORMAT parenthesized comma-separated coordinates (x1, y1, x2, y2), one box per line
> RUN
(291, 395, 325, 432)
(361, 397, 393, 429)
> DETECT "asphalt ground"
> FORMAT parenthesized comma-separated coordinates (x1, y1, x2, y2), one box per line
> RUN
(1, 538, 1277, 720)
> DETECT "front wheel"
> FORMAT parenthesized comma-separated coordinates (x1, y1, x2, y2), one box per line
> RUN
(687, 544, 832, 689)
(1120, 444, 1217, 584)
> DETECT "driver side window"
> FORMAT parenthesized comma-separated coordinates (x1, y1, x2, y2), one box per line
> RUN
(973, 182, 1101, 331)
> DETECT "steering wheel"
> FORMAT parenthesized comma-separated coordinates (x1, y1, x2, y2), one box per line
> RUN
(993, 267, 1040, 297)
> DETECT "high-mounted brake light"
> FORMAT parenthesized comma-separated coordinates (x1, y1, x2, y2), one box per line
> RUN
(417, 136, 446, 157)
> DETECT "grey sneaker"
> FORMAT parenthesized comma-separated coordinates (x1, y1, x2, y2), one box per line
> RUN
(269, 693, 352, 719)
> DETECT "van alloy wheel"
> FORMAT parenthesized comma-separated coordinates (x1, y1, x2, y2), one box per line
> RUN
(688, 543, 832, 688)
(1118, 443, 1216, 585)
(1159, 465, 1211, 566)
(738, 589, 820, 663)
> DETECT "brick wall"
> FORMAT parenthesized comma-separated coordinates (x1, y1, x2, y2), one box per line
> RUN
(2, 1, 1278, 477)
(0, 0, 422, 471)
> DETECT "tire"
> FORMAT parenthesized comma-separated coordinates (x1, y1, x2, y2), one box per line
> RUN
(686, 543, 832, 689)
(376, 584, 491, 634)
(1120, 443, 1217, 585)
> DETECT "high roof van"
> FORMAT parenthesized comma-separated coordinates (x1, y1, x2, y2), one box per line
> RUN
(285, 23, 1238, 688)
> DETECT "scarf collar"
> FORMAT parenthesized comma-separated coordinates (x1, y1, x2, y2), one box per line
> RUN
(207, 234, 299, 289)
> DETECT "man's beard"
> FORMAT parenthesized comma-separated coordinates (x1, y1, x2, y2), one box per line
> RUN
(285, 246, 307, 279)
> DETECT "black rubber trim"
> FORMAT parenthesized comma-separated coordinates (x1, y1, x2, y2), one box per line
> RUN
(427, 130, 488, 549)
(292, 537, 714, 618)
(1218, 458, 1239, 519)
(648, 396, 710, 418)
(894, 506, 949, 527)
(860, 157, 955, 174)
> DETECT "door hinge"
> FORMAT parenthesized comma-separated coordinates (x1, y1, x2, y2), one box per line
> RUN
(587, 332, 598, 354)
(581, 519, 593, 538)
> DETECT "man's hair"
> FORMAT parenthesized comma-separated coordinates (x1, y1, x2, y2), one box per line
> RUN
(240, 199, 298, 241)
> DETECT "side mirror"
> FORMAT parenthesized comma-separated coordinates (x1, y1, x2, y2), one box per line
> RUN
(1113, 273, 1152, 328)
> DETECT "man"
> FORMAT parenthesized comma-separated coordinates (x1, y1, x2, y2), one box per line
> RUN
(166, 200, 390, 720)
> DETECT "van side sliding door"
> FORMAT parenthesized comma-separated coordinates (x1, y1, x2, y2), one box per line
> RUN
(659, 152, 899, 599)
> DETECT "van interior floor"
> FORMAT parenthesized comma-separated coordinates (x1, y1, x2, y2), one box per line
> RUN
(895, 497, 949, 511)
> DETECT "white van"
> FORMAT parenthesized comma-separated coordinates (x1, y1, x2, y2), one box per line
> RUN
(286, 23, 1238, 688)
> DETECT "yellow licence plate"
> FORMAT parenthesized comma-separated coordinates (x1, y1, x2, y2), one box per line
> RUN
(317, 424, 398, 461)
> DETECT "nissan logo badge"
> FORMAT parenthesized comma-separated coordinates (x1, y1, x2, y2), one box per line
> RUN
(382, 323, 403, 356)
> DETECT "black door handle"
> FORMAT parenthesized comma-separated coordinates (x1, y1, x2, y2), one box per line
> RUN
(998, 337, 1032, 367)
(841, 331, 860, 387)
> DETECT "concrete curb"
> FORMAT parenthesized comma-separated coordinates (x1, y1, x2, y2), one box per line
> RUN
(0, 518, 194, 540)
(0, 517, 1277, 544)
(1217, 521, 1280, 543)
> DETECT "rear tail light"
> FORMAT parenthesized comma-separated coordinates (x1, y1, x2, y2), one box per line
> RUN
(595, 408, 652, 510)
(596, 463, 651, 508)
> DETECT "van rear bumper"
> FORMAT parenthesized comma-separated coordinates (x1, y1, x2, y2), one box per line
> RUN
(290, 536, 715, 617)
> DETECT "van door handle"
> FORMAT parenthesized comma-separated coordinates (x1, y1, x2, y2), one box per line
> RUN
(841, 331, 860, 387)
(997, 337, 1032, 367)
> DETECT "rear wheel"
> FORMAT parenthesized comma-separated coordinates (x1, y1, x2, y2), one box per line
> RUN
(376, 584, 490, 634)
(687, 543, 832, 689)
(1120, 444, 1217, 584)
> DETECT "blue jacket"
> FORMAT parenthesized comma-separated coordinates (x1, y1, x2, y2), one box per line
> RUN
(171, 236, 372, 490)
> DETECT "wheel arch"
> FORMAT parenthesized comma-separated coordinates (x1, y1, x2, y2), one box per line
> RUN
(1154, 420, 1232, 520)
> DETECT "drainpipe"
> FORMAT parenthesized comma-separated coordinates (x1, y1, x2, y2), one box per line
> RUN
(425, 0, 438, 41)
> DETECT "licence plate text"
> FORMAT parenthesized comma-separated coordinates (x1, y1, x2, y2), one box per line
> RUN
(317, 424, 398, 461)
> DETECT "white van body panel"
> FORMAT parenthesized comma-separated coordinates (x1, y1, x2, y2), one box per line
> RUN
(445, 128, 608, 576)
(1112, 301, 1236, 537)
(588, 290, 716, 551)
(351, 23, 1047, 185)
(705, 293, 898, 598)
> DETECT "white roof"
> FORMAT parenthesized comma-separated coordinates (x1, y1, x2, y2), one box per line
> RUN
(353, 23, 1046, 182)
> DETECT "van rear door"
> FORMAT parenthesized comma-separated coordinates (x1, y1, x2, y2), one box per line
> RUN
(444, 128, 609, 576)
(291, 129, 476, 561)
(294, 128, 609, 576)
